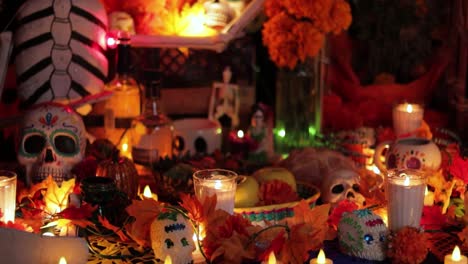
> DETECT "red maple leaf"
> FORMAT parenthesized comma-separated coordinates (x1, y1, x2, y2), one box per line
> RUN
(179, 193, 204, 223)
(258, 230, 287, 261)
(421, 206, 447, 230)
(218, 214, 252, 238)
(448, 155, 468, 183)
(57, 203, 97, 220)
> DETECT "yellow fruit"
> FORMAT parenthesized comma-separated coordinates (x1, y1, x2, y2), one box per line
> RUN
(252, 167, 297, 192)
(235, 176, 259, 208)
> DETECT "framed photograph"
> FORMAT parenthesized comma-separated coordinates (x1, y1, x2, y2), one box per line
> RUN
(208, 81, 240, 127)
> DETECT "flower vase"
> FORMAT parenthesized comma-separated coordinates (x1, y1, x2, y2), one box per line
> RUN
(274, 47, 327, 154)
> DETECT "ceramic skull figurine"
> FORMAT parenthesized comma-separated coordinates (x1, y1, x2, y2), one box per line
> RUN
(14, 0, 108, 108)
(321, 168, 366, 206)
(150, 211, 195, 264)
(17, 103, 86, 185)
(338, 209, 388, 261)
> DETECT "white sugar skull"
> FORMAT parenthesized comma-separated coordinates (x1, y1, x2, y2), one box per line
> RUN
(321, 169, 366, 206)
(109, 11, 135, 35)
(338, 209, 388, 261)
(150, 211, 195, 264)
(17, 103, 86, 185)
(14, 0, 108, 108)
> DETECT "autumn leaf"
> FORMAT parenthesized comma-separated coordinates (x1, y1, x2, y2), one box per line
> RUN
(20, 207, 44, 232)
(98, 215, 130, 242)
(448, 155, 468, 183)
(258, 230, 287, 261)
(125, 199, 163, 247)
(179, 193, 204, 223)
(210, 232, 256, 264)
(57, 204, 96, 220)
(43, 176, 75, 214)
(17, 179, 47, 204)
(421, 206, 446, 230)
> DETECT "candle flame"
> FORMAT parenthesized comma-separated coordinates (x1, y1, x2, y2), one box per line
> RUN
(58, 257, 67, 264)
(143, 185, 153, 199)
(214, 180, 222, 190)
(164, 255, 172, 264)
(237, 130, 244, 138)
(406, 104, 413, 113)
(42, 232, 55, 237)
(403, 176, 410, 186)
(317, 249, 326, 264)
(268, 251, 277, 264)
(452, 245, 462, 261)
(122, 143, 128, 152)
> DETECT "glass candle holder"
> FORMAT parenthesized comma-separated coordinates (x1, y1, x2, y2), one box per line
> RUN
(0, 170, 17, 223)
(392, 102, 424, 137)
(193, 169, 237, 214)
(386, 169, 426, 232)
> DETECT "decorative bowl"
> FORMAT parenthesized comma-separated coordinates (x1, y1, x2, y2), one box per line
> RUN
(234, 182, 320, 223)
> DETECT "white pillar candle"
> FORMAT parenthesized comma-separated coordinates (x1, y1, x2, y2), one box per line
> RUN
(0, 170, 16, 223)
(392, 103, 424, 137)
(445, 246, 467, 264)
(193, 169, 237, 214)
(386, 169, 426, 232)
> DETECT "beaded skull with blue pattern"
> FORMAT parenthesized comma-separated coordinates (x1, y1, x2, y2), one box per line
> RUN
(150, 210, 195, 264)
(17, 103, 86, 185)
(338, 209, 388, 261)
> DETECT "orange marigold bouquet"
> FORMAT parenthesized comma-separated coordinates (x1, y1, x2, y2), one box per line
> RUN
(262, 0, 352, 69)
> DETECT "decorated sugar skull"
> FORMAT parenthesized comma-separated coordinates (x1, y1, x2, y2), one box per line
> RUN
(338, 209, 388, 261)
(321, 168, 366, 206)
(17, 103, 86, 184)
(150, 211, 195, 264)
(14, 0, 108, 108)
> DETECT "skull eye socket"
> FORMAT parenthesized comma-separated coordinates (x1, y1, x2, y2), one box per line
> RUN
(331, 184, 345, 194)
(54, 134, 77, 155)
(24, 134, 46, 154)
(352, 184, 360, 192)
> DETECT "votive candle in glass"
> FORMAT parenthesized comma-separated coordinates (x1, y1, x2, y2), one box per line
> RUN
(386, 169, 426, 232)
(0, 170, 17, 223)
(392, 102, 424, 137)
(193, 169, 237, 214)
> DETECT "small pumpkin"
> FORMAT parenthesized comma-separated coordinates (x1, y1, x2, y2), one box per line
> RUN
(96, 150, 139, 199)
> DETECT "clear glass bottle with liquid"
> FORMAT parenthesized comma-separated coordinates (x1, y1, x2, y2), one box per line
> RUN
(131, 69, 173, 166)
(103, 37, 141, 148)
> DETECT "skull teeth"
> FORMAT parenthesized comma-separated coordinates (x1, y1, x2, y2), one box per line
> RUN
(34, 167, 71, 184)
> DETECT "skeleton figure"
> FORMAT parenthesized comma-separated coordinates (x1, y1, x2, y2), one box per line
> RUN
(150, 211, 195, 264)
(338, 209, 388, 261)
(14, 0, 108, 108)
(17, 103, 86, 185)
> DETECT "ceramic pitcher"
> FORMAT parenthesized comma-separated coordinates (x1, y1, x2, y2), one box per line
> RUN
(374, 138, 441, 174)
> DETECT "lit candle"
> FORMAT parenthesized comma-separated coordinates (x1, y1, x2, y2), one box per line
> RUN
(228, 130, 249, 158)
(444, 246, 467, 264)
(193, 169, 237, 214)
(386, 170, 426, 232)
(310, 249, 333, 264)
(265, 251, 278, 264)
(58, 257, 67, 264)
(424, 186, 434, 206)
(119, 135, 132, 160)
(142, 185, 158, 201)
(392, 102, 424, 137)
(0, 170, 17, 223)
(237, 130, 244, 138)
(164, 255, 172, 264)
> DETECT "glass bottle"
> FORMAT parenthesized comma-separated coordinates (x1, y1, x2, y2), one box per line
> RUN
(131, 69, 173, 166)
(103, 37, 141, 147)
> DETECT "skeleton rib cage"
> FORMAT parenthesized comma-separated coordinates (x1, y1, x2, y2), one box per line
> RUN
(14, 0, 108, 108)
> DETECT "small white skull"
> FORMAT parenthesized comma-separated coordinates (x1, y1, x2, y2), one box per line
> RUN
(109, 11, 135, 35)
(150, 211, 195, 264)
(17, 103, 86, 185)
(321, 169, 366, 206)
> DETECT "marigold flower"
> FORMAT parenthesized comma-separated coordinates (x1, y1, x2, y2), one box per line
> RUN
(387, 227, 429, 264)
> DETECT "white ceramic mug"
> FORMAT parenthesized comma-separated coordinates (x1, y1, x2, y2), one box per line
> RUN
(173, 118, 222, 156)
(374, 137, 441, 174)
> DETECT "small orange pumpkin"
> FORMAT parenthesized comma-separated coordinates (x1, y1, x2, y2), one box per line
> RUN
(96, 152, 139, 199)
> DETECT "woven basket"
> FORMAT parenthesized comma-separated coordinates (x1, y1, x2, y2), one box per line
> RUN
(234, 182, 320, 223)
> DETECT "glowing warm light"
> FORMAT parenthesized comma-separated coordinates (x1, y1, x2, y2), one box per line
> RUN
(42, 232, 55, 237)
(452, 246, 462, 261)
(372, 165, 381, 175)
(143, 185, 153, 199)
(317, 249, 326, 264)
(122, 143, 129, 152)
(106, 36, 117, 49)
(403, 175, 410, 186)
(164, 255, 172, 264)
(216, 128, 222, 134)
(406, 104, 413, 113)
(425, 186, 429, 196)
(214, 180, 222, 190)
(58, 257, 67, 264)
(268, 252, 277, 264)
(237, 130, 244, 138)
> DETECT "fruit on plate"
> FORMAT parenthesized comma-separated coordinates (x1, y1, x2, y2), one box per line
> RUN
(252, 167, 297, 192)
(235, 176, 259, 208)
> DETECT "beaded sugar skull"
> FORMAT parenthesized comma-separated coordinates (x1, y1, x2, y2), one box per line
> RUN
(338, 209, 388, 261)
(17, 103, 86, 185)
(150, 211, 195, 264)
